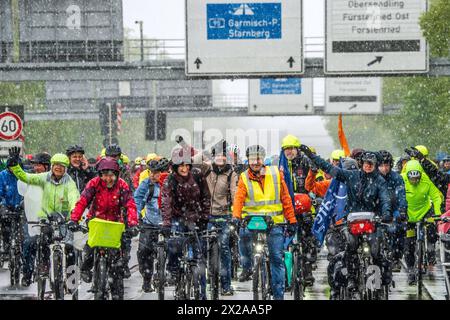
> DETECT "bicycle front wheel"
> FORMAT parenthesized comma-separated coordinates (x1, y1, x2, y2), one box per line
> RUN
(156, 246, 166, 300)
(209, 241, 220, 300)
(94, 255, 108, 300)
(53, 250, 65, 300)
(416, 241, 424, 298)
(292, 250, 304, 300)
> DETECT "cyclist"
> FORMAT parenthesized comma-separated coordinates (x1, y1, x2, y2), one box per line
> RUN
(132, 157, 146, 190)
(30, 153, 52, 173)
(378, 150, 408, 271)
(161, 146, 211, 299)
(233, 145, 297, 300)
(441, 156, 450, 174)
(7, 149, 80, 287)
(69, 157, 138, 299)
(200, 139, 238, 296)
(66, 145, 96, 193)
(134, 157, 170, 292)
(401, 160, 443, 284)
(299, 146, 393, 296)
(330, 150, 346, 167)
(138, 153, 158, 186)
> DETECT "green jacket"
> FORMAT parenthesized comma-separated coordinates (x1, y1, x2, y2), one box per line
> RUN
(401, 160, 443, 223)
(10, 165, 80, 219)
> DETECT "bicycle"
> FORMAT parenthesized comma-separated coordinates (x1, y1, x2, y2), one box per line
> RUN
(229, 223, 240, 281)
(408, 215, 448, 299)
(31, 212, 68, 300)
(70, 224, 88, 300)
(204, 225, 221, 300)
(0, 207, 23, 286)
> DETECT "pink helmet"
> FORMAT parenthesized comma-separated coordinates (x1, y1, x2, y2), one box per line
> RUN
(96, 157, 120, 173)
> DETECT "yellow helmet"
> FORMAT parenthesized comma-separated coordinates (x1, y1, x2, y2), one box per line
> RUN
(309, 146, 317, 154)
(146, 153, 158, 161)
(100, 148, 106, 157)
(281, 134, 301, 149)
(331, 149, 345, 160)
(121, 154, 130, 165)
(415, 145, 429, 157)
(134, 157, 143, 165)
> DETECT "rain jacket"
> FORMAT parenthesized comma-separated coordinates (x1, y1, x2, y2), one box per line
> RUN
(401, 160, 443, 223)
(420, 157, 449, 201)
(305, 169, 331, 198)
(161, 168, 211, 227)
(310, 154, 391, 217)
(380, 170, 408, 217)
(0, 169, 23, 209)
(134, 172, 169, 226)
(10, 164, 79, 219)
(198, 163, 238, 216)
(279, 151, 310, 202)
(70, 176, 138, 227)
(447, 183, 450, 213)
(232, 167, 296, 224)
(132, 167, 144, 190)
(67, 165, 96, 193)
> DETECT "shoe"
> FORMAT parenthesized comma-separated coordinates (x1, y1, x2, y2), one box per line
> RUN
(329, 288, 339, 300)
(123, 265, 131, 279)
(304, 274, 315, 287)
(221, 287, 234, 296)
(238, 269, 253, 282)
(142, 280, 154, 293)
(81, 269, 93, 283)
(21, 276, 32, 287)
(407, 273, 416, 286)
(392, 261, 402, 272)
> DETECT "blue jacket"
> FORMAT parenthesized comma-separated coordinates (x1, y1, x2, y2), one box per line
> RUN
(134, 178, 161, 226)
(380, 170, 407, 218)
(310, 154, 392, 217)
(0, 169, 23, 209)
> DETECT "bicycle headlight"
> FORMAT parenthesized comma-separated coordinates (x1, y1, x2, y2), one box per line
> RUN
(363, 243, 370, 254)
(230, 225, 235, 232)
(255, 244, 264, 252)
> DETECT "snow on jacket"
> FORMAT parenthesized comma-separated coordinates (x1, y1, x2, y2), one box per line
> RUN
(67, 165, 96, 193)
(310, 154, 391, 217)
(161, 168, 211, 227)
(71, 176, 138, 226)
(380, 170, 408, 216)
(0, 169, 23, 209)
(10, 164, 79, 219)
(134, 172, 169, 225)
(420, 157, 449, 202)
(401, 160, 443, 223)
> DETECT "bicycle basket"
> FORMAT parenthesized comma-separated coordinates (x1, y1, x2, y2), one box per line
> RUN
(247, 216, 268, 231)
(87, 218, 125, 249)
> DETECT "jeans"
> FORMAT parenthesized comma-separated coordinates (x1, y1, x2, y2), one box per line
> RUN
(137, 227, 159, 280)
(241, 226, 286, 300)
(208, 218, 232, 291)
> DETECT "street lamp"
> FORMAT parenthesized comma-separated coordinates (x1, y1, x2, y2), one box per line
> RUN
(135, 20, 144, 62)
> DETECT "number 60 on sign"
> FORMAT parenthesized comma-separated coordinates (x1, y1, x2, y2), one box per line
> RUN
(0, 112, 23, 141)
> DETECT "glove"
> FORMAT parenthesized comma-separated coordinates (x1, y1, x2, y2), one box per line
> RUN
(197, 219, 208, 231)
(286, 223, 297, 237)
(405, 147, 423, 160)
(299, 144, 314, 158)
(67, 220, 79, 232)
(126, 226, 140, 238)
(381, 214, 393, 223)
(6, 147, 21, 168)
(161, 226, 171, 238)
(398, 210, 408, 223)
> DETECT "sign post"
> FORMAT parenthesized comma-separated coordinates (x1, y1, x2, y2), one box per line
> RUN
(0, 106, 25, 158)
(325, 0, 428, 74)
(249, 78, 313, 115)
(325, 78, 383, 114)
(186, 0, 303, 76)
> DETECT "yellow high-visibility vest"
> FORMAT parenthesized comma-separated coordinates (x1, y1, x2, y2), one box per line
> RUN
(241, 166, 284, 224)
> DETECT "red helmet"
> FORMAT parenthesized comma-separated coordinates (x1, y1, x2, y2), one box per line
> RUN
(294, 194, 312, 214)
(96, 157, 120, 173)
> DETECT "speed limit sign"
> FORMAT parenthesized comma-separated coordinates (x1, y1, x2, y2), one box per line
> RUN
(0, 112, 23, 141)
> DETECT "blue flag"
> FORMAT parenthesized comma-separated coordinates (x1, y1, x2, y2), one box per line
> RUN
(278, 150, 295, 208)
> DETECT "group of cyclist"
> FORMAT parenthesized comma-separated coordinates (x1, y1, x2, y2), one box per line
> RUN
(0, 134, 449, 300)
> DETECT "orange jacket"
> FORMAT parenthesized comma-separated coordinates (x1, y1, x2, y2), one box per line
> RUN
(305, 169, 331, 198)
(232, 167, 296, 224)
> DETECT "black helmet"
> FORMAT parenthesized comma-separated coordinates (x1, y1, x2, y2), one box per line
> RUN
(361, 151, 378, 165)
(105, 144, 122, 157)
(379, 150, 393, 167)
(31, 152, 52, 166)
(148, 157, 170, 172)
(246, 145, 266, 159)
(211, 139, 228, 157)
(66, 145, 85, 156)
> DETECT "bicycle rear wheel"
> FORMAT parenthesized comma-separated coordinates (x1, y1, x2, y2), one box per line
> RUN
(53, 250, 65, 300)
(156, 246, 166, 300)
(9, 228, 21, 286)
(416, 241, 424, 298)
(252, 255, 261, 300)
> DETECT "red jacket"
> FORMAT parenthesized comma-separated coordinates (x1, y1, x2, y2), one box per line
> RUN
(132, 168, 143, 190)
(71, 176, 138, 226)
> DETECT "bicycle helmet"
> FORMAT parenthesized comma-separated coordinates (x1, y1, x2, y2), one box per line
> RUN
(134, 157, 143, 165)
(105, 144, 122, 157)
(66, 145, 85, 156)
(342, 157, 358, 171)
(361, 151, 378, 165)
(211, 139, 228, 157)
(31, 152, 52, 166)
(407, 170, 421, 179)
(294, 194, 312, 214)
(330, 150, 345, 161)
(148, 157, 170, 172)
(379, 150, 394, 167)
(281, 134, 301, 150)
(50, 154, 70, 167)
(415, 145, 429, 157)
(96, 157, 120, 173)
(246, 145, 266, 159)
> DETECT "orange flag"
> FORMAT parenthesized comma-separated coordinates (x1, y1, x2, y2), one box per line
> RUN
(338, 114, 351, 156)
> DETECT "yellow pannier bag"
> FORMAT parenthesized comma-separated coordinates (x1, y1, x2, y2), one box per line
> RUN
(88, 218, 125, 249)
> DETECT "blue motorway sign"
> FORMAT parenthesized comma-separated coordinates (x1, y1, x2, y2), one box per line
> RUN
(207, 3, 282, 40)
(260, 78, 302, 95)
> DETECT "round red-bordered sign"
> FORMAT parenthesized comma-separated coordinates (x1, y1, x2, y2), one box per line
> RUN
(0, 112, 23, 141)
